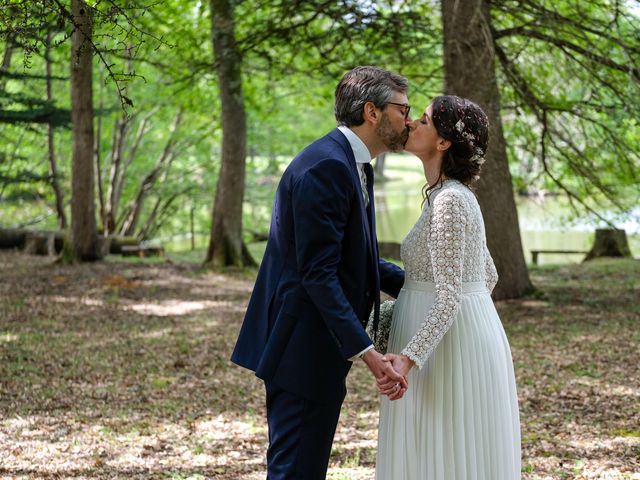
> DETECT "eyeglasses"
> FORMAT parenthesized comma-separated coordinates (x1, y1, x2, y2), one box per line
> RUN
(386, 102, 411, 119)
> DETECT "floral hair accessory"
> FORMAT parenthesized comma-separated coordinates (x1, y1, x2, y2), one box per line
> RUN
(462, 130, 475, 143)
(470, 147, 485, 165)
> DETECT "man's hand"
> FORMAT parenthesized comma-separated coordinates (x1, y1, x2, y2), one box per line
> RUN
(362, 349, 408, 400)
(376, 353, 414, 399)
(382, 353, 414, 378)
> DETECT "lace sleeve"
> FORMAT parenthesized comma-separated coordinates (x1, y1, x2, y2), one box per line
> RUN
(401, 192, 467, 369)
(484, 244, 498, 293)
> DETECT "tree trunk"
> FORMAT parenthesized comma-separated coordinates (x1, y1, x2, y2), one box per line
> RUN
(584, 228, 632, 260)
(190, 205, 195, 250)
(104, 115, 129, 235)
(441, 0, 532, 299)
(120, 150, 176, 237)
(138, 191, 183, 241)
(206, 0, 255, 268)
(95, 65, 106, 232)
(124, 107, 157, 170)
(374, 153, 387, 179)
(1, 36, 14, 91)
(69, 0, 101, 261)
(137, 196, 163, 241)
(102, 107, 156, 233)
(46, 31, 67, 230)
(103, 47, 137, 235)
(119, 110, 182, 236)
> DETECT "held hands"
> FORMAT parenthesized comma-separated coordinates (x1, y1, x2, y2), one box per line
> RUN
(377, 353, 415, 400)
(362, 349, 411, 401)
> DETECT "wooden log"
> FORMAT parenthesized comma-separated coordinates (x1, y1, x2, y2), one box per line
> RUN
(0, 227, 28, 249)
(584, 228, 632, 261)
(24, 231, 65, 255)
(108, 235, 140, 254)
(0, 228, 147, 257)
(121, 245, 165, 257)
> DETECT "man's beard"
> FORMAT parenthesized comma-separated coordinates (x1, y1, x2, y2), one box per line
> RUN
(376, 114, 409, 152)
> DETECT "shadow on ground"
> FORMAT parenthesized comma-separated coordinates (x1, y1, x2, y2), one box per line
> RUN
(0, 252, 638, 479)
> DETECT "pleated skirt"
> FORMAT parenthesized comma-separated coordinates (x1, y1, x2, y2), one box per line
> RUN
(376, 279, 521, 480)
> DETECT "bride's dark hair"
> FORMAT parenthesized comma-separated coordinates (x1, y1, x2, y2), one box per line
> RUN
(422, 95, 490, 204)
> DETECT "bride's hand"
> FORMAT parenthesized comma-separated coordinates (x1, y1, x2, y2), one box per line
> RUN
(377, 354, 414, 400)
(362, 349, 408, 390)
(382, 353, 414, 378)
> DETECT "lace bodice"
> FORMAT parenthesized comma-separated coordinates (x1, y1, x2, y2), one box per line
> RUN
(400, 180, 498, 368)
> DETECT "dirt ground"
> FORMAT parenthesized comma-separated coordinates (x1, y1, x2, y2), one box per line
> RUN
(0, 251, 638, 479)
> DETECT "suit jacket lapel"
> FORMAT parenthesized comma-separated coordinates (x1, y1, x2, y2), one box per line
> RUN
(328, 130, 374, 263)
(364, 163, 381, 323)
(327, 129, 380, 326)
(329, 128, 380, 290)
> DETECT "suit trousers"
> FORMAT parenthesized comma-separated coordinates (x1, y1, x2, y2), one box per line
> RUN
(265, 381, 346, 479)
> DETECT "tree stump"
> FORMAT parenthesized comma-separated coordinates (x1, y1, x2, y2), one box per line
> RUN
(584, 228, 632, 261)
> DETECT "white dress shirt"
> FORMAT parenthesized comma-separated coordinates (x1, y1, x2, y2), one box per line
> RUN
(337, 126, 375, 361)
(338, 126, 371, 206)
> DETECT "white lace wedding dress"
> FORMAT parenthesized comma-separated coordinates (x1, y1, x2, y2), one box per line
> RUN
(375, 180, 521, 479)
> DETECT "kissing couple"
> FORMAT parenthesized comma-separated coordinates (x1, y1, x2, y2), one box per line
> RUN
(232, 66, 521, 479)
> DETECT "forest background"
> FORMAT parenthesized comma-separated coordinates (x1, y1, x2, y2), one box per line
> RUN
(1, 0, 638, 299)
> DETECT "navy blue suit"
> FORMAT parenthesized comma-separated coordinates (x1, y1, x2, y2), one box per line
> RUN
(231, 129, 404, 479)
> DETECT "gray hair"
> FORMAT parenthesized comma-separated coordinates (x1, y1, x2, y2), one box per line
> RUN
(334, 66, 408, 127)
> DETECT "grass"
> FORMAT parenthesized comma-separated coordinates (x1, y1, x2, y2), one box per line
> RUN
(0, 252, 638, 479)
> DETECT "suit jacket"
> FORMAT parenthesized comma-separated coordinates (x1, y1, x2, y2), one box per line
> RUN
(231, 129, 404, 402)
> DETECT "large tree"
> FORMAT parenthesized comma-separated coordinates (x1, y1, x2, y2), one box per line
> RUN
(442, 0, 532, 299)
(438, 0, 640, 298)
(69, 0, 101, 261)
(206, 0, 254, 267)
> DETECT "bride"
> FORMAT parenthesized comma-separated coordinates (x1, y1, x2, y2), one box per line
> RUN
(372, 95, 521, 479)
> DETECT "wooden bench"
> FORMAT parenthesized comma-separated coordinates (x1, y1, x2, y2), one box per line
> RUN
(530, 249, 588, 265)
(121, 245, 165, 258)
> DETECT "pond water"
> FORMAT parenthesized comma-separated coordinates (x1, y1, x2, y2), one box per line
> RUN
(374, 155, 639, 265)
(160, 154, 639, 265)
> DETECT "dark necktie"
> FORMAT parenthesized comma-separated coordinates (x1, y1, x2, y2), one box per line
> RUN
(359, 163, 371, 207)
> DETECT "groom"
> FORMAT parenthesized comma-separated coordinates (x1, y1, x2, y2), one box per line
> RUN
(231, 66, 410, 479)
